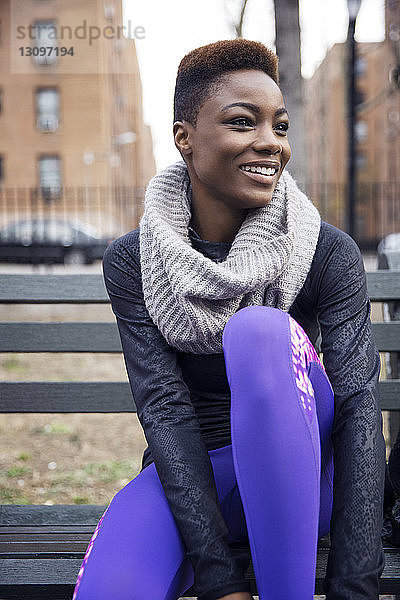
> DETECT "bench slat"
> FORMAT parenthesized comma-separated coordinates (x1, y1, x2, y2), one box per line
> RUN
(378, 380, 400, 410)
(0, 548, 399, 596)
(372, 322, 400, 351)
(366, 271, 400, 301)
(0, 505, 106, 526)
(1, 321, 399, 353)
(1, 380, 399, 412)
(0, 543, 89, 553)
(0, 274, 109, 303)
(0, 382, 136, 412)
(0, 322, 122, 352)
(1, 272, 400, 303)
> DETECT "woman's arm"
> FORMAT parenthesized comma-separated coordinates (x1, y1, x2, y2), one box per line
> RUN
(315, 226, 386, 600)
(102, 230, 251, 600)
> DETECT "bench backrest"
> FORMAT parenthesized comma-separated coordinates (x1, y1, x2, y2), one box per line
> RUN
(1, 271, 400, 413)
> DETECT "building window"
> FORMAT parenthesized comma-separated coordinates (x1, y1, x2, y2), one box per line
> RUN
(38, 156, 61, 198)
(33, 21, 57, 65)
(355, 121, 368, 143)
(36, 88, 59, 131)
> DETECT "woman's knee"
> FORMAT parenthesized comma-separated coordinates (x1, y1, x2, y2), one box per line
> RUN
(223, 305, 288, 348)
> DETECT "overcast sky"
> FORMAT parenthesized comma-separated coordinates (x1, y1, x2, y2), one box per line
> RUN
(123, 0, 385, 170)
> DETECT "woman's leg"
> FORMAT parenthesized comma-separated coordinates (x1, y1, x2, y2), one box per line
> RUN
(222, 306, 334, 600)
(72, 444, 245, 600)
(72, 461, 194, 600)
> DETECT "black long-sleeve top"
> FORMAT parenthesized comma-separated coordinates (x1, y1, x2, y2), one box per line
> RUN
(102, 220, 386, 600)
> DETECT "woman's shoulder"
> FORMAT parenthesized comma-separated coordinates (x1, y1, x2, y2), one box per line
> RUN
(316, 221, 362, 257)
(102, 226, 141, 276)
(312, 221, 363, 275)
(107, 226, 140, 253)
(302, 221, 365, 302)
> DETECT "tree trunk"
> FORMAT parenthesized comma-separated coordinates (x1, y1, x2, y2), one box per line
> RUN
(274, 0, 306, 188)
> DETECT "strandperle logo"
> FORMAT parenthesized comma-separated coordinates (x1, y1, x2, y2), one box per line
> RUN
(16, 20, 146, 46)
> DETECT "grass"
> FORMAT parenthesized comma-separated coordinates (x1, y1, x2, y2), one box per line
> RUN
(82, 460, 136, 484)
(5, 465, 30, 478)
(0, 487, 35, 504)
(2, 356, 26, 373)
(17, 452, 32, 461)
(31, 422, 74, 435)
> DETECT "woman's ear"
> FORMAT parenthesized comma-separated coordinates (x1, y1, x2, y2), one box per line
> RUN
(173, 121, 193, 157)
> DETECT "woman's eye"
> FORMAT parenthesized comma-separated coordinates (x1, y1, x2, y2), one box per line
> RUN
(275, 122, 289, 134)
(229, 117, 254, 127)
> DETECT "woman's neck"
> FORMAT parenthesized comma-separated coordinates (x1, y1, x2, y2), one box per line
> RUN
(189, 188, 247, 244)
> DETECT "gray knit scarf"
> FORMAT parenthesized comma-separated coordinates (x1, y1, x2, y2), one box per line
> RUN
(139, 160, 320, 354)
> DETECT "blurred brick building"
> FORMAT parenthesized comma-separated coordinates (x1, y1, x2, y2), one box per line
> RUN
(304, 0, 400, 249)
(0, 0, 156, 236)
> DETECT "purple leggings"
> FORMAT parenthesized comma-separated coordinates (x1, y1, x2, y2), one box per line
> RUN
(73, 306, 334, 600)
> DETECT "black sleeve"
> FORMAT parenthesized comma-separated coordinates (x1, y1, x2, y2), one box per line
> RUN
(102, 232, 251, 600)
(314, 228, 386, 600)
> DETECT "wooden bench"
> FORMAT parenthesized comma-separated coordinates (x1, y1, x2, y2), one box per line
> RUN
(1, 271, 400, 599)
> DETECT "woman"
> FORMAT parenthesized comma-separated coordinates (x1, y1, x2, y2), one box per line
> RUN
(72, 39, 386, 600)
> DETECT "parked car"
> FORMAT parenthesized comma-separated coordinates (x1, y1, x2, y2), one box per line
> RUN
(0, 218, 113, 265)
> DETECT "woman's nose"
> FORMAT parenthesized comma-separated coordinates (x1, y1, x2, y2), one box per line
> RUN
(252, 127, 282, 155)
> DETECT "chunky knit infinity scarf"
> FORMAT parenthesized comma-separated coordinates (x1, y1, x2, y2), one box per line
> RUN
(139, 160, 320, 354)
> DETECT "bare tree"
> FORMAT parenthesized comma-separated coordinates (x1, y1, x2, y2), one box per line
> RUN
(224, 0, 250, 38)
(235, 0, 250, 37)
(274, 0, 306, 187)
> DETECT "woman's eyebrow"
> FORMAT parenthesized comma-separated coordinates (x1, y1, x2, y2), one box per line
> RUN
(221, 102, 261, 113)
(220, 102, 289, 118)
(275, 107, 289, 118)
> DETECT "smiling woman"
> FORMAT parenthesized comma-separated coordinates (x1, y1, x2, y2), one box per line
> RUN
(72, 39, 386, 600)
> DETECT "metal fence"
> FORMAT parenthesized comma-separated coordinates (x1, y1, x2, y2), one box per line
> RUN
(0, 186, 146, 238)
(304, 181, 400, 250)
(0, 182, 399, 248)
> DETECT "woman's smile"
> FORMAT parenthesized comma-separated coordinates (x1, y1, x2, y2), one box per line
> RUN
(238, 161, 281, 185)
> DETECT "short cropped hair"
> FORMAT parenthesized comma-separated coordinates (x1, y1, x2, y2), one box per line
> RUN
(173, 39, 279, 127)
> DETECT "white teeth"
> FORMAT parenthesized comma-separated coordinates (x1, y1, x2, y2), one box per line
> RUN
(241, 165, 277, 176)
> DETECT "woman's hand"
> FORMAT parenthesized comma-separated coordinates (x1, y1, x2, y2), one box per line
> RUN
(217, 593, 253, 600)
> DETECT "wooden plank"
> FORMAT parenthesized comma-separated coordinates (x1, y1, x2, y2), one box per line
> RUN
(0, 582, 73, 600)
(0, 322, 122, 352)
(0, 505, 106, 526)
(1, 272, 399, 303)
(0, 382, 136, 412)
(0, 542, 89, 554)
(1, 321, 399, 353)
(0, 381, 399, 412)
(0, 274, 108, 303)
(366, 270, 400, 301)
(372, 322, 400, 351)
(0, 548, 399, 595)
(0, 528, 94, 536)
(378, 380, 400, 410)
(2, 321, 399, 354)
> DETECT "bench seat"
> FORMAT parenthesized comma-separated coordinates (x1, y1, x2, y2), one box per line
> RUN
(0, 505, 400, 599)
(1, 272, 400, 598)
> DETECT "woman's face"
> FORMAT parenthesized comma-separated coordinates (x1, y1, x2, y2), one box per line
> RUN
(174, 69, 291, 210)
